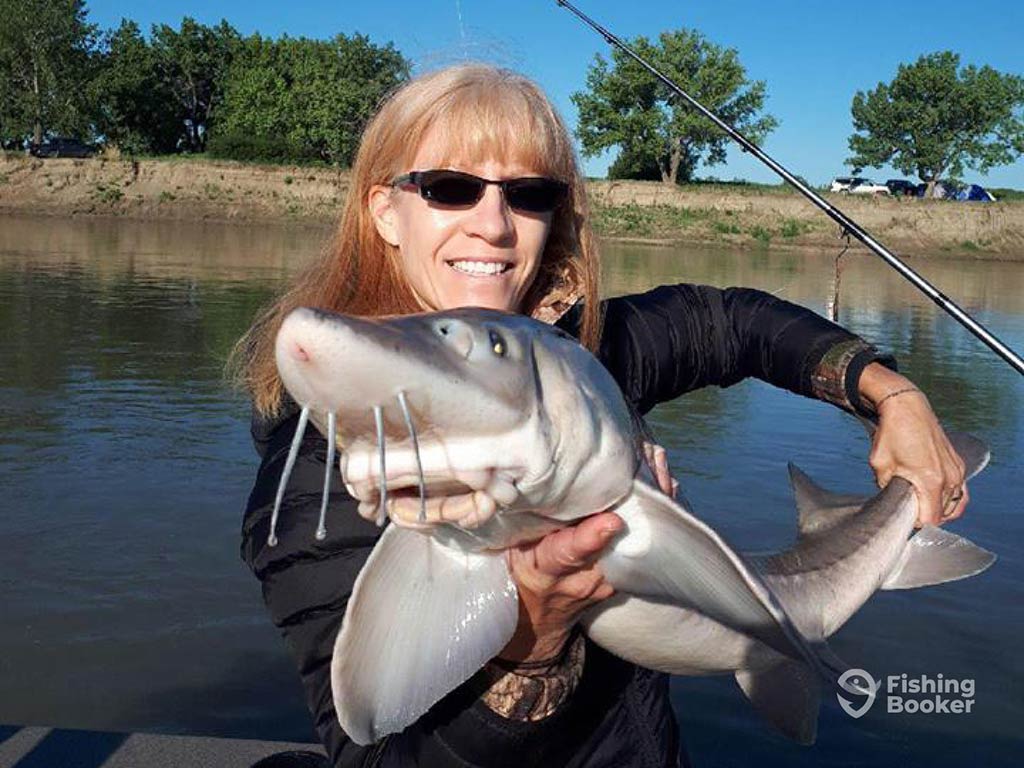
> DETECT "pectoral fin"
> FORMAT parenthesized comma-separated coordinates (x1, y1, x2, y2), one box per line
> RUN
(332, 525, 518, 745)
(601, 480, 829, 676)
(881, 526, 996, 590)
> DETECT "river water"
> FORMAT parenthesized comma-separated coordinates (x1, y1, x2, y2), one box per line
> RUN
(1, 215, 1021, 766)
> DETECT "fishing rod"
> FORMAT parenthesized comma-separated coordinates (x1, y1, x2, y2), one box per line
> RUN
(555, 0, 1024, 377)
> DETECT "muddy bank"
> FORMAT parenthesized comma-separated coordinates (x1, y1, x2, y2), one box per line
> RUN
(2, 155, 1022, 259)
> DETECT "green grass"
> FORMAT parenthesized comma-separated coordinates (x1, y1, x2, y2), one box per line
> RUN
(748, 225, 773, 245)
(591, 202, 717, 237)
(93, 182, 124, 204)
(779, 218, 811, 238)
(960, 240, 981, 252)
(712, 219, 742, 235)
(988, 187, 1024, 201)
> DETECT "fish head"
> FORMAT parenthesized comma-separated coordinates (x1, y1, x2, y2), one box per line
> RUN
(276, 307, 635, 532)
(276, 306, 538, 430)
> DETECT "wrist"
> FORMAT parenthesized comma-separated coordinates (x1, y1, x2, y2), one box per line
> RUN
(809, 340, 897, 415)
(498, 625, 572, 665)
(482, 630, 586, 721)
(858, 364, 926, 414)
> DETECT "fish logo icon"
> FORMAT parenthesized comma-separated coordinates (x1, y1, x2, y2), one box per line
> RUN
(837, 668, 879, 719)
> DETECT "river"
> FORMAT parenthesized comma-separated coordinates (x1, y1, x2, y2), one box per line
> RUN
(1, 215, 1021, 766)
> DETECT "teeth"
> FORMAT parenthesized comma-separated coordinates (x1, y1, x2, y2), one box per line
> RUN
(448, 260, 510, 276)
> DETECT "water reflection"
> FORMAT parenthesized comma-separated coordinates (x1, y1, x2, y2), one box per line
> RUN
(0, 216, 1020, 765)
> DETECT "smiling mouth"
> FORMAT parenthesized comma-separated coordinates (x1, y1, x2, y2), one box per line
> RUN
(447, 259, 513, 276)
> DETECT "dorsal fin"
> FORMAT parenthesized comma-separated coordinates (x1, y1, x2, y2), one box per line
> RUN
(789, 464, 871, 538)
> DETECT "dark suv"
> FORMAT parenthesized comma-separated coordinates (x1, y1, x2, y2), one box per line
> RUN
(29, 137, 96, 158)
(886, 179, 918, 197)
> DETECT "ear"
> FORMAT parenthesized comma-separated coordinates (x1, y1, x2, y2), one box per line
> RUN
(368, 185, 400, 246)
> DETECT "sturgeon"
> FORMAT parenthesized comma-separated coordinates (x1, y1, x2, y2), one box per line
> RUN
(271, 306, 995, 746)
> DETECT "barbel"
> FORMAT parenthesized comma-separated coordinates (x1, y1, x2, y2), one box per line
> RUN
(555, 0, 1024, 376)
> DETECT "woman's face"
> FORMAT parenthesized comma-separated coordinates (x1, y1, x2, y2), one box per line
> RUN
(369, 125, 555, 313)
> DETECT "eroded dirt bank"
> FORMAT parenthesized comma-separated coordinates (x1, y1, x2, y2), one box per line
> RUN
(2, 155, 1021, 259)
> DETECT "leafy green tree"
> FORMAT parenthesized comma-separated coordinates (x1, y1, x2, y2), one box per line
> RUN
(572, 29, 777, 185)
(0, 0, 98, 146)
(151, 17, 239, 152)
(848, 52, 1024, 189)
(90, 20, 181, 154)
(214, 33, 408, 165)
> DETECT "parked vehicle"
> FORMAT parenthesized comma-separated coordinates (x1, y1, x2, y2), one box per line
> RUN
(29, 137, 96, 158)
(886, 179, 917, 197)
(848, 178, 891, 196)
(829, 176, 866, 193)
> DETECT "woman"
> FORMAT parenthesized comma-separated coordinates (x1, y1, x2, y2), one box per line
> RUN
(237, 65, 968, 767)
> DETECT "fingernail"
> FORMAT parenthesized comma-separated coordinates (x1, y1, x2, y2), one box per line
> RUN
(603, 522, 623, 537)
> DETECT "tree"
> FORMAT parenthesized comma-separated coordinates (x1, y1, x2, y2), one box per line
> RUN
(0, 0, 98, 146)
(90, 20, 181, 154)
(848, 52, 1024, 189)
(213, 33, 408, 165)
(151, 17, 239, 152)
(572, 29, 777, 185)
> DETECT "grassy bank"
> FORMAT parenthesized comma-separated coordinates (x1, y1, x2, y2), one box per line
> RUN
(2, 154, 1022, 259)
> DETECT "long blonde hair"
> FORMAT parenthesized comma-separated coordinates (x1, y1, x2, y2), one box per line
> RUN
(233, 64, 603, 416)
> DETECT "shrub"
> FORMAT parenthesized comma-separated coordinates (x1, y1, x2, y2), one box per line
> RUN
(206, 132, 319, 164)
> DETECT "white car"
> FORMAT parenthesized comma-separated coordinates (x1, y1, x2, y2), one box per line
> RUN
(847, 178, 891, 196)
(829, 176, 864, 193)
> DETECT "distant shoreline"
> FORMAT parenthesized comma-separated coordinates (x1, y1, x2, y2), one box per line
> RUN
(2, 155, 1021, 260)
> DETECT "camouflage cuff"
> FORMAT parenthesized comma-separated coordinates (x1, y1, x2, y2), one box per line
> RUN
(809, 339, 897, 416)
(480, 632, 586, 721)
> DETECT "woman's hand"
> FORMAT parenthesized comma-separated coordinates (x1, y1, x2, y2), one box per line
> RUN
(499, 441, 678, 663)
(859, 363, 968, 526)
(500, 512, 622, 663)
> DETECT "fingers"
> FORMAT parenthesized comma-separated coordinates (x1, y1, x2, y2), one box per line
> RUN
(886, 441, 968, 527)
(939, 483, 969, 523)
(531, 512, 623, 578)
(864, 375, 973, 528)
(642, 440, 677, 497)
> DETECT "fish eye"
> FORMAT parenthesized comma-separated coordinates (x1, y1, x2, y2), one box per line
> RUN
(488, 330, 507, 357)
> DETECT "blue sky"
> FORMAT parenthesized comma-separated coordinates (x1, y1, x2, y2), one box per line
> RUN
(86, 0, 1024, 188)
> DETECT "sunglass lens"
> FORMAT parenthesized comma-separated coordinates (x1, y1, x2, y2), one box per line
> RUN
(419, 172, 484, 206)
(505, 179, 567, 213)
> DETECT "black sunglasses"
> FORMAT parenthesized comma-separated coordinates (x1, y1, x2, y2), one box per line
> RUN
(392, 169, 569, 214)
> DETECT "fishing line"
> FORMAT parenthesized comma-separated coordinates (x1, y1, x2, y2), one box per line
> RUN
(455, 0, 468, 57)
(554, 0, 1024, 376)
(828, 232, 852, 323)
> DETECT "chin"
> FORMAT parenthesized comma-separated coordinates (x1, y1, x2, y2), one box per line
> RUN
(447, 292, 519, 313)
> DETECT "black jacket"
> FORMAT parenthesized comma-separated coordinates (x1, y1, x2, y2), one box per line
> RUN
(240, 284, 884, 768)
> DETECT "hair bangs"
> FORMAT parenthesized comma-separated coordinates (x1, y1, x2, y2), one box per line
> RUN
(419, 75, 573, 181)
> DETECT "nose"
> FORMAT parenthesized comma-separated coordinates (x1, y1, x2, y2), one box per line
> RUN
(433, 318, 475, 358)
(462, 184, 516, 244)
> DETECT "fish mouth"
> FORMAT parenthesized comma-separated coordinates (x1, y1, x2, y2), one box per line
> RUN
(345, 463, 523, 530)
